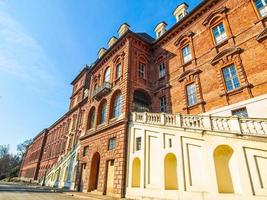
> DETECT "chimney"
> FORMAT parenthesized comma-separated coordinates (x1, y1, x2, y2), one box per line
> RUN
(118, 23, 130, 37)
(108, 36, 118, 48)
(98, 48, 107, 59)
(154, 22, 167, 39)
(173, 3, 188, 22)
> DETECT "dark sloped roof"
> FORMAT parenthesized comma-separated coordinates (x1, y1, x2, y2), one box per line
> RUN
(137, 32, 155, 43)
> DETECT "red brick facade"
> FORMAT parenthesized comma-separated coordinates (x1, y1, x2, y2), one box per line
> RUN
(20, 0, 267, 197)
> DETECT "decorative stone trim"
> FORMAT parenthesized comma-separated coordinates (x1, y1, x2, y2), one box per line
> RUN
(257, 27, 267, 42)
(211, 47, 242, 65)
(202, 7, 228, 26)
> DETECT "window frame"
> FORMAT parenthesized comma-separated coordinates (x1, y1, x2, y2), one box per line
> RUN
(211, 22, 228, 45)
(138, 63, 146, 79)
(113, 93, 122, 118)
(159, 62, 166, 78)
(108, 137, 116, 150)
(160, 96, 167, 113)
(104, 67, 111, 83)
(252, 0, 267, 18)
(222, 64, 241, 92)
(181, 44, 192, 64)
(186, 83, 198, 107)
(231, 107, 248, 118)
(115, 63, 122, 79)
(136, 137, 142, 151)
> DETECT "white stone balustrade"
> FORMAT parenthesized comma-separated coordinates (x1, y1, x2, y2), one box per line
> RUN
(131, 112, 267, 136)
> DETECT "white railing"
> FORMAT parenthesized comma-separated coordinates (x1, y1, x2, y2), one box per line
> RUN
(131, 112, 267, 136)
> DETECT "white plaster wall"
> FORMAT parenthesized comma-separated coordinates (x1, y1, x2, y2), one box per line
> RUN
(126, 122, 267, 200)
(203, 94, 267, 118)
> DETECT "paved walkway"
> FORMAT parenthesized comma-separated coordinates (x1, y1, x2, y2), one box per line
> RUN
(0, 182, 122, 200)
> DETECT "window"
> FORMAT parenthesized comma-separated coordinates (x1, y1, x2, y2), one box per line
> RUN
(138, 63, 145, 78)
(99, 102, 107, 124)
(113, 93, 122, 118)
(254, 0, 267, 17)
(108, 137, 116, 150)
(232, 107, 248, 118)
(222, 64, 240, 91)
(182, 45, 192, 63)
(83, 146, 89, 156)
(136, 137, 141, 151)
(160, 96, 167, 112)
(212, 22, 227, 44)
(104, 67, 110, 83)
(159, 63, 166, 78)
(116, 63, 122, 79)
(88, 108, 95, 129)
(169, 138, 172, 148)
(186, 83, 198, 106)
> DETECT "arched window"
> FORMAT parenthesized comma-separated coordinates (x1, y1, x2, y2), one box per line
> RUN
(104, 67, 111, 83)
(87, 107, 95, 130)
(113, 93, 122, 118)
(214, 145, 234, 193)
(164, 153, 178, 190)
(98, 100, 107, 124)
(115, 63, 122, 79)
(132, 157, 141, 187)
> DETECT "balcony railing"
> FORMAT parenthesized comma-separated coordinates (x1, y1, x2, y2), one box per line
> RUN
(131, 112, 267, 136)
(92, 82, 111, 100)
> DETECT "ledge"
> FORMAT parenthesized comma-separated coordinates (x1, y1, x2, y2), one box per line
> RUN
(219, 84, 253, 97)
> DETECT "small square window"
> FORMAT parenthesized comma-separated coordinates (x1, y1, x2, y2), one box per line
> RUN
(83, 146, 89, 156)
(136, 137, 142, 151)
(108, 137, 116, 150)
(232, 107, 248, 118)
(212, 22, 227, 44)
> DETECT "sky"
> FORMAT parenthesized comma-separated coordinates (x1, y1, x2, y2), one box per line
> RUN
(0, 0, 201, 153)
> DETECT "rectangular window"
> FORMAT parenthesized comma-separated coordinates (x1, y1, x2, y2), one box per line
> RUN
(160, 96, 167, 112)
(116, 63, 122, 79)
(159, 63, 166, 78)
(212, 22, 227, 44)
(136, 137, 142, 151)
(255, 0, 267, 17)
(182, 45, 192, 63)
(138, 63, 145, 78)
(83, 146, 89, 156)
(186, 83, 198, 106)
(222, 64, 240, 91)
(232, 107, 248, 118)
(169, 138, 172, 148)
(108, 137, 116, 150)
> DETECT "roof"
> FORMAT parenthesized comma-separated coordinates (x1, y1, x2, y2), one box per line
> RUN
(70, 65, 90, 85)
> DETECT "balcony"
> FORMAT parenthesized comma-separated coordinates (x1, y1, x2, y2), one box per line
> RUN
(92, 82, 111, 101)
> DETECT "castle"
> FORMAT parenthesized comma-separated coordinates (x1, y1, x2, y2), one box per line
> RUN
(19, 0, 267, 199)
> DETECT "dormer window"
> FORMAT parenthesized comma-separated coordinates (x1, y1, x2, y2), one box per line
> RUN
(212, 22, 227, 44)
(182, 45, 192, 63)
(254, 0, 267, 17)
(154, 22, 167, 39)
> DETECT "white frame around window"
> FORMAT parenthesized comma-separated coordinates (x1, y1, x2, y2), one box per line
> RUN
(255, 0, 267, 17)
(159, 63, 166, 78)
(222, 64, 240, 91)
(138, 63, 145, 78)
(212, 22, 227, 44)
(160, 96, 167, 112)
(113, 94, 122, 118)
(182, 45, 192, 63)
(186, 83, 198, 106)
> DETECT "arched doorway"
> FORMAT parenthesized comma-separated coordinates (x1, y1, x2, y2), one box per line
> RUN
(164, 153, 178, 190)
(89, 152, 100, 191)
(133, 90, 151, 112)
(214, 145, 234, 193)
(132, 157, 141, 187)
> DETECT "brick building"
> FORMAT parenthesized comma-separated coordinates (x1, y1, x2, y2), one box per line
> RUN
(20, 0, 267, 198)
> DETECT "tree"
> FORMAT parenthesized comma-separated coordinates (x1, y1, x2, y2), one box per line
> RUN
(0, 145, 9, 159)
(17, 139, 32, 158)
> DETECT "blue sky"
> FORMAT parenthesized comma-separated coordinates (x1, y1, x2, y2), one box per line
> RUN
(0, 0, 201, 153)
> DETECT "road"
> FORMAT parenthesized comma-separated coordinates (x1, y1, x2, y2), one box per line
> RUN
(0, 182, 116, 200)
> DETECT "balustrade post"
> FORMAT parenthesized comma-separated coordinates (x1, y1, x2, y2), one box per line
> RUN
(229, 116, 242, 134)
(203, 115, 212, 130)
(175, 114, 181, 127)
(143, 112, 147, 123)
(161, 113, 166, 125)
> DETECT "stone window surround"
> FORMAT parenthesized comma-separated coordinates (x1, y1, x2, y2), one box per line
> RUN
(178, 69, 205, 113)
